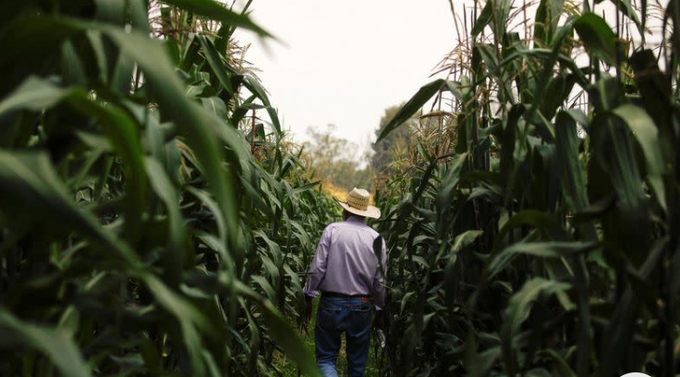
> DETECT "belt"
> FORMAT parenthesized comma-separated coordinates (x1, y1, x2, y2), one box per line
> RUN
(321, 291, 371, 299)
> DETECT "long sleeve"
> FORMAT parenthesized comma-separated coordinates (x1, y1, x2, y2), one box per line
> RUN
(303, 225, 332, 297)
(372, 237, 387, 310)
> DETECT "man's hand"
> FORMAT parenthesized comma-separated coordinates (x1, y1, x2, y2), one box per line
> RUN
(302, 295, 313, 331)
(373, 309, 384, 329)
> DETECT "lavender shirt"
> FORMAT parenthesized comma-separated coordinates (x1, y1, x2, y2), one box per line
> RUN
(303, 216, 387, 310)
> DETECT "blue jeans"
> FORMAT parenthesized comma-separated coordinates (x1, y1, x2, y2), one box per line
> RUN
(315, 296, 372, 377)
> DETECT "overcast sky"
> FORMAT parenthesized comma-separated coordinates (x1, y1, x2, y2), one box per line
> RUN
(234, 1, 457, 160)
(232, 1, 658, 161)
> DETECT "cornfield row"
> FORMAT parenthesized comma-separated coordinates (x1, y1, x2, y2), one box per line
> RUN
(375, 0, 680, 376)
(0, 1, 331, 376)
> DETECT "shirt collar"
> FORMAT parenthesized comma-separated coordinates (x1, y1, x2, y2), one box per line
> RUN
(345, 215, 366, 224)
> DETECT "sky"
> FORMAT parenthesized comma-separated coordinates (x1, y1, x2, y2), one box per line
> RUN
(234, 1, 457, 160)
(232, 1, 658, 161)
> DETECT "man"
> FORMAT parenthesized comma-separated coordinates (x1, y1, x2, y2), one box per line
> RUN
(302, 187, 387, 377)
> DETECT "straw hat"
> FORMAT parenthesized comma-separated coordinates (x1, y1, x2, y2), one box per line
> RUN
(336, 188, 381, 219)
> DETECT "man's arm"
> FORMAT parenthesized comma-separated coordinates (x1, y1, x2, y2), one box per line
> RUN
(303, 225, 332, 298)
(302, 225, 333, 328)
(372, 236, 387, 311)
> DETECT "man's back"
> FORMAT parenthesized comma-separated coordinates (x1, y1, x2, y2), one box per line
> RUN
(303, 216, 386, 308)
(317, 217, 381, 297)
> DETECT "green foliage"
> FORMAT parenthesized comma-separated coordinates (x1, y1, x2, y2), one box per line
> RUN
(0, 1, 334, 376)
(375, 3, 680, 377)
(377, 80, 446, 143)
(371, 105, 418, 178)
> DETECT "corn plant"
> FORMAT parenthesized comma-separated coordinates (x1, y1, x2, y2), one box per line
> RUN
(376, 0, 679, 376)
(0, 1, 330, 376)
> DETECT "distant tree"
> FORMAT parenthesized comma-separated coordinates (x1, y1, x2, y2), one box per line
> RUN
(370, 105, 418, 176)
(301, 124, 372, 191)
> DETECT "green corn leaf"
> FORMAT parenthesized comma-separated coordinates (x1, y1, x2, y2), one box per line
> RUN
(161, 0, 274, 38)
(436, 153, 468, 210)
(494, 210, 570, 248)
(234, 281, 322, 377)
(534, 0, 565, 47)
(61, 40, 87, 86)
(589, 82, 652, 265)
(111, 50, 134, 94)
(525, 368, 553, 377)
(0, 75, 148, 249)
(377, 79, 446, 142)
(598, 237, 668, 376)
(243, 75, 282, 136)
(95, 0, 125, 25)
(141, 273, 216, 376)
(475, 43, 499, 73)
(129, 0, 150, 32)
(86, 30, 110, 84)
(452, 230, 484, 253)
(629, 49, 674, 160)
(416, 140, 433, 161)
(607, 0, 642, 34)
(187, 187, 228, 245)
(0, 150, 139, 267)
(501, 278, 572, 376)
(443, 231, 483, 307)
(537, 349, 577, 377)
(145, 157, 188, 273)
(611, 104, 667, 211)
(238, 298, 262, 375)
(0, 76, 68, 114)
(197, 34, 237, 95)
(574, 13, 617, 65)
(494, 0, 513, 41)
(201, 96, 229, 118)
(180, 33, 203, 72)
(0, 309, 91, 377)
(555, 111, 589, 211)
(488, 241, 597, 280)
(251, 275, 276, 302)
(541, 75, 576, 121)
(0, 16, 79, 96)
(85, 20, 246, 264)
(471, 1, 493, 37)
(72, 99, 147, 248)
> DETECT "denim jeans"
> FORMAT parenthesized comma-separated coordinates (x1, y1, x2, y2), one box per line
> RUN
(315, 296, 372, 377)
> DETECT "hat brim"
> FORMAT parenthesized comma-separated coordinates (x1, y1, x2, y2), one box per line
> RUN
(335, 198, 381, 219)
